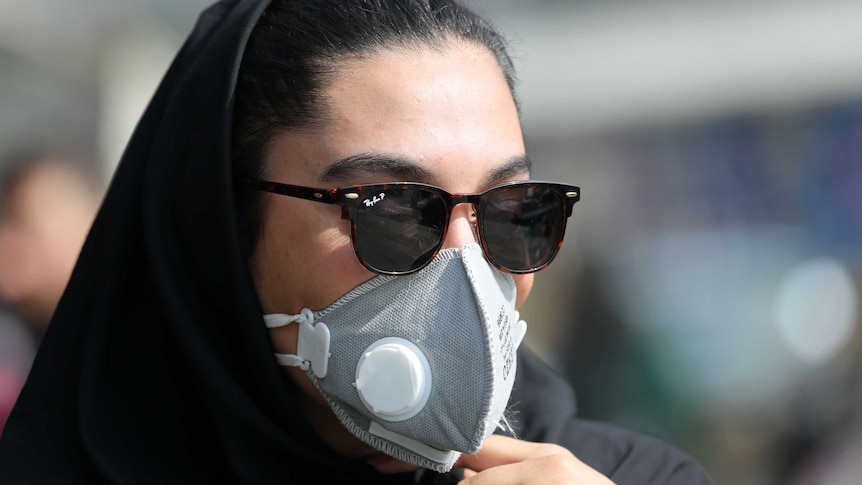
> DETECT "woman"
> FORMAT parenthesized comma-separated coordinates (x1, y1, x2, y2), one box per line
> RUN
(0, 1, 712, 483)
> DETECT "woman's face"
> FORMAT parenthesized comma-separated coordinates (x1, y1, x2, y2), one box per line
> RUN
(253, 42, 532, 318)
(252, 41, 532, 458)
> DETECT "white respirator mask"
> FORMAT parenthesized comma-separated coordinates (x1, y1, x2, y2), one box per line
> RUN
(263, 243, 528, 472)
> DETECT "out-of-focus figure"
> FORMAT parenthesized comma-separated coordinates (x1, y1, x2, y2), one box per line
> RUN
(0, 151, 103, 434)
(0, 153, 103, 342)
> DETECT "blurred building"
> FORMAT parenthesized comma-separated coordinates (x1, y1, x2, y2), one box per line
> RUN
(2, 1, 861, 483)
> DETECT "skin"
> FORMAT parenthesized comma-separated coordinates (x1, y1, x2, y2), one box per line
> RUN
(252, 41, 612, 484)
(0, 160, 100, 335)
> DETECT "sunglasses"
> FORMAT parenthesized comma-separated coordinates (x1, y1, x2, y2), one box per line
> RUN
(247, 180, 580, 275)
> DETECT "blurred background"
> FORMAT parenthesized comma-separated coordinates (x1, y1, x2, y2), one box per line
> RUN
(1, 0, 860, 483)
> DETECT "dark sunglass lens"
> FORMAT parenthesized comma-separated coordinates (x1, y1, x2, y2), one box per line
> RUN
(352, 186, 447, 273)
(482, 185, 565, 272)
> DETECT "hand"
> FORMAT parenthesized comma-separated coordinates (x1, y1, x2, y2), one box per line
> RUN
(455, 435, 615, 484)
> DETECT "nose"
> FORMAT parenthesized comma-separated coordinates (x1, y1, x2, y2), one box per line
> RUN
(440, 203, 478, 250)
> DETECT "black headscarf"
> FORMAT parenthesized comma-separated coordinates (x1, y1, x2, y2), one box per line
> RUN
(0, 1, 394, 482)
(0, 1, 713, 483)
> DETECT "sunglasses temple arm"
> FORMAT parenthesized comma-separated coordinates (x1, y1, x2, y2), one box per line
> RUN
(246, 180, 340, 205)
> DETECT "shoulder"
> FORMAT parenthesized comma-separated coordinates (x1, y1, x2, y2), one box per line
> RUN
(509, 347, 714, 484)
(562, 419, 714, 485)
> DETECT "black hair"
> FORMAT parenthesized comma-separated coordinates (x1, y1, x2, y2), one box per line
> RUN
(232, 0, 518, 267)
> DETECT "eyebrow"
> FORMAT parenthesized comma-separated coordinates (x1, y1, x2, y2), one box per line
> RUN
(319, 153, 532, 188)
(319, 153, 433, 183)
(484, 155, 532, 186)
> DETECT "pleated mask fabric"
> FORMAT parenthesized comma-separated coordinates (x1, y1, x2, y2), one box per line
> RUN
(264, 244, 526, 472)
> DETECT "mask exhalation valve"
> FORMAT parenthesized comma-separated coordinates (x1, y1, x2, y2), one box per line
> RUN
(354, 337, 432, 421)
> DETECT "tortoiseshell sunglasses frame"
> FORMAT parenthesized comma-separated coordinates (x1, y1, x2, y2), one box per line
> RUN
(246, 179, 580, 275)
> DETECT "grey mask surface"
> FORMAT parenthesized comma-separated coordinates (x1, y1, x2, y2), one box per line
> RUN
(263, 243, 527, 472)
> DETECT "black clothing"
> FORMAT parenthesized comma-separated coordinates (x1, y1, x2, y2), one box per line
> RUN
(509, 348, 712, 483)
(0, 1, 712, 483)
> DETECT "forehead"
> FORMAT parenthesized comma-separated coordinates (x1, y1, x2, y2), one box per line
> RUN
(266, 42, 526, 192)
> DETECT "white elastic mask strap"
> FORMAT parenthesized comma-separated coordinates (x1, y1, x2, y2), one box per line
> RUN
(263, 308, 313, 328)
(263, 308, 331, 377)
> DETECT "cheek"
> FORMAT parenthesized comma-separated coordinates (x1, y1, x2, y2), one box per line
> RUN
(252, 199, 374, 315)
(513, 273, 534, 309)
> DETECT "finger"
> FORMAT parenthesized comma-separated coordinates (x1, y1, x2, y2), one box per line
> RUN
(458, 453, 614, 485)
(457, 463, 517, 485)
(455, 435, 568, 472)
(455, 455, 568, 485)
